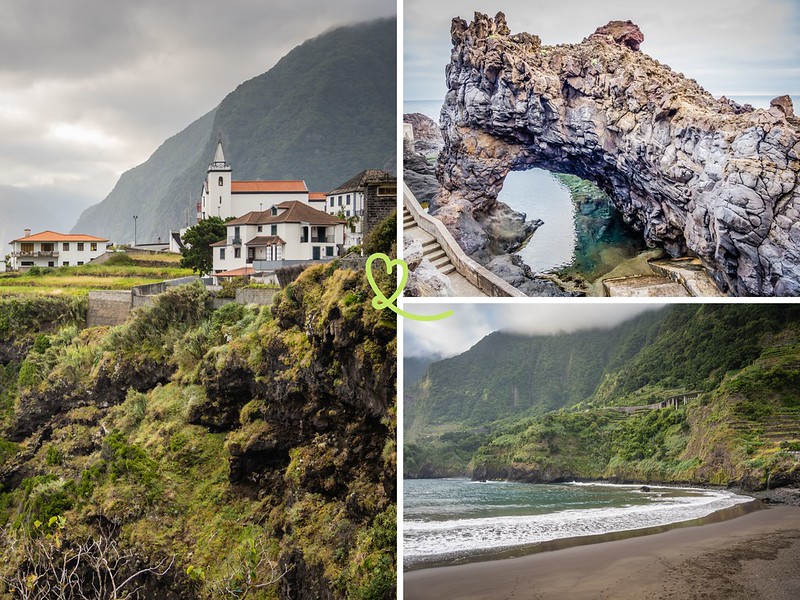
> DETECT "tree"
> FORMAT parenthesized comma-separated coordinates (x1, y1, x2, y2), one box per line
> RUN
(362, 211, 396, 256)
(179, 217, 229, 275)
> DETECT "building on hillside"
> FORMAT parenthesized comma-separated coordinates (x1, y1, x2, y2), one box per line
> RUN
(308, 192, 328, 212)
(8, 230, 111, 270)
(197, 141, 315, 221)
(325, 170, 397, 247)
(210, 201, 345, 279)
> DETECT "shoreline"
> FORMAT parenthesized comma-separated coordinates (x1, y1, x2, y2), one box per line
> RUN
(404, 487, 760, 572)
(404, 505, 800, 600)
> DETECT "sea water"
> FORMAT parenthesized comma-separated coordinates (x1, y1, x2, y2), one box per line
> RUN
(403, 99, 643, 276)
(403, 478, 752, 569)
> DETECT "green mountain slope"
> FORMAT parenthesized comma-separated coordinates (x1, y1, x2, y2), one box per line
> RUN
(407, 309, 665, 436)
(72, 18, 396, 245)
(406, 305, 800, 489)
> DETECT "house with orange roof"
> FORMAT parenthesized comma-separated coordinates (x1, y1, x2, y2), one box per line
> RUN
(9, 229, 111, 270)
(210, 201, 345, 278)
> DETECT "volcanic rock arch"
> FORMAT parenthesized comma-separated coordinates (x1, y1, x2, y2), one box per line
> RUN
(432, 12, 800, 296)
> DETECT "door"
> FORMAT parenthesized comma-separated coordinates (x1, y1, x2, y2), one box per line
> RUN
(312, 246, 320, 260)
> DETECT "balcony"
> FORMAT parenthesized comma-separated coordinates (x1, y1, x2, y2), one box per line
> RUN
(310, 235, 335, 243)
(229, 236, 242, 246)
(11, 251, 59, 258)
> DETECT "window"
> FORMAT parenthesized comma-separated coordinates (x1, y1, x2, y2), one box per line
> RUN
(234, 247, 241, 258)
(329, 198, 334, 207)
(90, 242, 98, 252)
(42, 243, 54, 252)
(346, 210, 351, 216)
(77, 261, 84, 266)
(338, 196, 342, 206)
(300, 227, 308, 243)
(62, 243, 69, 251)
(48, 261, 55, 267)
(220, 248, 226, 260)
(21, 243, 34, 253)
(271, 225, 277, 236)
(62, 261, 69, 266)
(346, 194, 351, 205)
(77, 243, 84, 251)
(257, 225, 263, 232)
(21, 261, 34, 266)
(218, 176, 224, 186)
(271, 206, 277, 216)
(377, 185, 397, 196)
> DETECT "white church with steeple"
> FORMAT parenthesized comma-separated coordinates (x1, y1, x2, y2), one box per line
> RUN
(196, 141, 324, 221)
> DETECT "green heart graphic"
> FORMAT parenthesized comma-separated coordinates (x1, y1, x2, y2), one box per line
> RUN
(366, 253, 408, 310)
(365, 253, 453, 322)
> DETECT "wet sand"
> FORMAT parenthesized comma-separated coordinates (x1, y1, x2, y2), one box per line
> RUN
(404, 506, 800, 600)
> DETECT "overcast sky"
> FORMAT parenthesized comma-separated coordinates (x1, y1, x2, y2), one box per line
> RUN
(0, 0, 395, 212)
(404, 0, 800, 101)
(403, 302, 665, 358)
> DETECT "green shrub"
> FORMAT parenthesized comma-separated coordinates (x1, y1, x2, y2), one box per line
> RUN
(45, 446, 63, 466)
(362, 212, 396, 257)
(104, 253, 136, 266)
(103, 432, 158, 488)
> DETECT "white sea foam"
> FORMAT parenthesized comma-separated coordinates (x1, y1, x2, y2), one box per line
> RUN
(403, 484, 751, 567)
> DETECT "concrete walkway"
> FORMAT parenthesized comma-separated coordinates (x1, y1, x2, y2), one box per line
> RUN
(402, 206, 486, 296)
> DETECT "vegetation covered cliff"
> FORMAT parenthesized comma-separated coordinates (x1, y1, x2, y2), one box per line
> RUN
(0, 261, 396, 599)
(405, 305, 800, 491)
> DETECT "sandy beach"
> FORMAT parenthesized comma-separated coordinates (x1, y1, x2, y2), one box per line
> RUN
(404, 505, 800, 600)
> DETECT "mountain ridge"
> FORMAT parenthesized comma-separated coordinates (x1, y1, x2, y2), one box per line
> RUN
(405, 305, 800, 490)
(73, 17, 396, 244)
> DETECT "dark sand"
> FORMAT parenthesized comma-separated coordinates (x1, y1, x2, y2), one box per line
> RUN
(404, 506, 800, 600)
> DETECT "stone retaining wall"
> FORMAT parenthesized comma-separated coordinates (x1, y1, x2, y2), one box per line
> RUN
(87, 291, 132, 327)
(235, 288, 278, 305)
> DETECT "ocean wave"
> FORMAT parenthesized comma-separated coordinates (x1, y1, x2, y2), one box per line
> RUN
(403, 485, 751, 566)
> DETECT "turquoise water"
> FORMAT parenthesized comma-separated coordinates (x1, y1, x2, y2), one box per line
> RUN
(403, 478, 752, 569)
(404, 100, 644, 275)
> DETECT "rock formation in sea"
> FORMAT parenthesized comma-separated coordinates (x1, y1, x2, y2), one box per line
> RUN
(403, 113, 444, 204)
(433, 11, 800, 296)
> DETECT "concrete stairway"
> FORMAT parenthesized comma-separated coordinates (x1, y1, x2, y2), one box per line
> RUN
(403, 206, 456, 276)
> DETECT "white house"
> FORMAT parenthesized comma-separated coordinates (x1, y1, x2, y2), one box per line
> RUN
(197, 141, 316, 221)
(9, 230, 111, 270)
(210, 201, 345, 276)
(325, 170, 397, 247)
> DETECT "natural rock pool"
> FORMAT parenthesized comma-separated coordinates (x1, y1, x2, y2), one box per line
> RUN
(498, 169, 647, 284)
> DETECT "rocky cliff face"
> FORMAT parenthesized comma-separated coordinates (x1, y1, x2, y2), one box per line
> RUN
(434, 11, 800, 295)
(0, 272, 396, 599)
(403, 113, 443, 204)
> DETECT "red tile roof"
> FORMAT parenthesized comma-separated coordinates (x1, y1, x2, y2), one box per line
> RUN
(271, 201, 345, 225)
(10, 230, 109, 243)
(227, 201, 344, 226)
(231, 180, 308, 193)
(246, 236, 285, 246)
(308, 192, 327, 201)
(215, 266, 256, 278)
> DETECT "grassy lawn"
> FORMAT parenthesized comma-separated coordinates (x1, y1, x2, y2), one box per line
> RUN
(0, 254, 194, 296)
